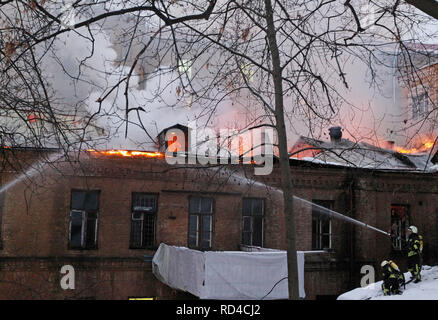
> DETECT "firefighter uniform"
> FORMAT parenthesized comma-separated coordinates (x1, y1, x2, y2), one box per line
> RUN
(381, 260, 404, 296)
(406, 228, 422, 283)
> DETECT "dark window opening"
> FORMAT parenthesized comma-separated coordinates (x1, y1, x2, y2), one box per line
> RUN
(242, 198, 264, 247)
(188, 197, 213, 250)
(391, 204, 410, 251)
(69, 190, 99, 249)
(130, 193, 157, 249)
(312, 200, 333, 250)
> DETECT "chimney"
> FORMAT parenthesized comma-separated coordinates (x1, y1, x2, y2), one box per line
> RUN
(384, 140, 395, 150)
(329, 126, 342, 143)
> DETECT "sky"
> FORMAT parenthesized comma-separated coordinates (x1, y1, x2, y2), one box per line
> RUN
(33, 1, 438, 151)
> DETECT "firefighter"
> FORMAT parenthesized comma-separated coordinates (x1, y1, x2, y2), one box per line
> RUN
(381, 260, 404, 296)
(406, 225, 422, 283)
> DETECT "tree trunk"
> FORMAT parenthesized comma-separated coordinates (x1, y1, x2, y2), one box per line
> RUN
(264, 0, 300, 300)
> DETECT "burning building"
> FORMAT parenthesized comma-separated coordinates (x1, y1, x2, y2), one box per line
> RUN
(290, 126, 438, 171)
(0, 125, 438, 300)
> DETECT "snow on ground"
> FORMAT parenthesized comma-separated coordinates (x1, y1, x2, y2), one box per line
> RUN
(337, 265, 438, 300)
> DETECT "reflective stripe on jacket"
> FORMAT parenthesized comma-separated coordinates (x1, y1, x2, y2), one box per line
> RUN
(408, 234, 421, 257)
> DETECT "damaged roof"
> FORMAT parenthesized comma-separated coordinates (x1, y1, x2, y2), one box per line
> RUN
(290, 136, 438, 172)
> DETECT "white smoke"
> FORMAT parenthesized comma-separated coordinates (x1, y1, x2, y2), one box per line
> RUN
(36, 1, 438, 151)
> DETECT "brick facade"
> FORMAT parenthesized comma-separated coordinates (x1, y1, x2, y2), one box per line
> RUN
(0, 149, 437, 299)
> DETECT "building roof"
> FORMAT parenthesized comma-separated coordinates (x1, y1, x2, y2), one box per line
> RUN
(399, 41, 438, 71)
(403, 42, 438, 53)
(290, 136, 438, 172)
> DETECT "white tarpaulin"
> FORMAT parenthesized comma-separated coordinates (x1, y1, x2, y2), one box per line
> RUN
(152, 243, 305, 299)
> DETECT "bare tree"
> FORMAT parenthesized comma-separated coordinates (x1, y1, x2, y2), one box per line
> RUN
(405, 0, 438, 20)
(166, 0, 438, 298)
(1, 0, 438, 300)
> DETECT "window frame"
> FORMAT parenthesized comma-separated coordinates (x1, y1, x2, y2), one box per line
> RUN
(240, 63, 254, 83)
(129, 193, 158, 249)
(311, 200, 334, 251)
(187, 196, 214, 250)
(390, 204, 410, 251)
(178, 58, 192, 80)
(68, 190, 100, 250)
(411, 85, 429, 119)
(241, 198, 265, 247)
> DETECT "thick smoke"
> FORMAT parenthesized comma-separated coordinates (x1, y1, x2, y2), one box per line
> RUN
(34, 1, 438, 152)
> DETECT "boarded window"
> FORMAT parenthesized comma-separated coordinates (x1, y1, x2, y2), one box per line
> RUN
(188, 197, 213, 250)
(69, 190, 99, 249)
(130, 193, 157, 248)
(242, 198, 264, 247)
(312, 200, 333, 250)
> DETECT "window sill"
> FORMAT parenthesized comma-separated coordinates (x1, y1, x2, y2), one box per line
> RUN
(304, 250, 339, 265)
(129, 246, 158, 251)
(307, 248, 334, 253)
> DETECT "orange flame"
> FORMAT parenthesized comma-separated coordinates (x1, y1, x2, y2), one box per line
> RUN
(87, 149, 164, 158)
(393, 139, 435, 154)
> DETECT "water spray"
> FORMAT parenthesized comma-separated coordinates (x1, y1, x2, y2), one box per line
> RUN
(0, 149, 394, 239)
(0, 151, 64, 195)
(296, 196, 391, 237)
(211, 167, 392, 237)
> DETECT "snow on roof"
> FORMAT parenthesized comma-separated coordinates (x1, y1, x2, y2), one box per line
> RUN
(337, 265, 438, 300)
(290, 136, 436, 172)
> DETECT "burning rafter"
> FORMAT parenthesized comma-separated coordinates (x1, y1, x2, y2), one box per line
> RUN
(87, 149, 164, 158)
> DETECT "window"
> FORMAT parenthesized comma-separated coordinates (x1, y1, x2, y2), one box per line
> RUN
(69, 190, 99, 249)
(188, 197, 213, 250)
(391, 205, 410, 251)
(167, 132, 184, 152)
(242, 198, 264, 247)
(411, 84, 429, 119)
(240, 63, 254, 83)
(312, 200, 333, 250)
(130, 193, 157, 249)
(178, 59, 192, 79)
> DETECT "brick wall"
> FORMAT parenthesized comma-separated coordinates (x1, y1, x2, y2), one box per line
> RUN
(1, 150, 438, 299)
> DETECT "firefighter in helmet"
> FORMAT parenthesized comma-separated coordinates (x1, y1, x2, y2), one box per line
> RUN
(406, 225, 422, 283)
(381, 260, 404, 296)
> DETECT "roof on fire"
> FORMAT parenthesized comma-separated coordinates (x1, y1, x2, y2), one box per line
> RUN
(289, 136, 438, 172)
